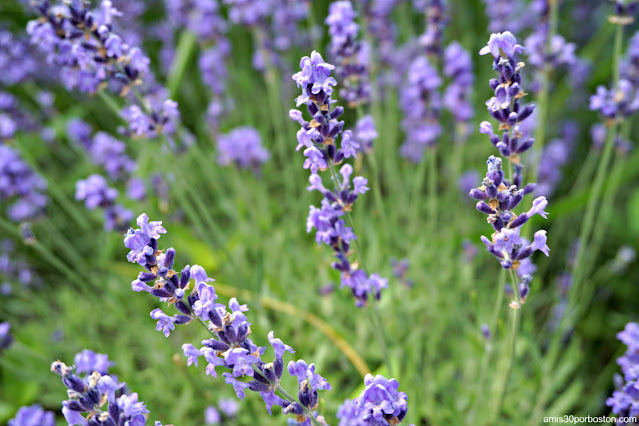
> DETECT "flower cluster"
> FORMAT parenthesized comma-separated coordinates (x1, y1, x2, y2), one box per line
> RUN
(337, 374, 408, 425)
(443, 42, 474, 137)
(0, 145, 48, 222)
(479, 32, 536, 188)
(391, 257, 414, 288)
(124, 213, 331, 423)
(217, 127, 270, 171)
(326, 1, 370, 107)
(27, 0, 180, 140)
(590, 79, 639, 120)
(418, 0, 447, 59)
(362, 0, 400, 88)
(607, 322, 639, 422)
(291, 51, 389, 307)
(50, 356, 168, 426)
(399, 55, 442, 162)
(8, 404, 55, 426)
(469, 156, 550, 306)
(481, 0, 528, 34)
(535, 122, 577, 197)
(76, 174, 133, 232)
(204, 398, 239, 425)
(27, 0, 150, 94)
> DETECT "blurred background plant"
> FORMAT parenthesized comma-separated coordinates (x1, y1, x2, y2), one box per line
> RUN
(0, 0, 638, 425)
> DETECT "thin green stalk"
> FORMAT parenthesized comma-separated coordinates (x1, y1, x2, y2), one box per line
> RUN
(13, 136, 92, 233)
(427, 147, 437, 230)
(529, 22, 625, 423)
(369, 303, 394, 378)
(468, 270, 505, 422)
(0, 217, 85, 289)
(488, 270, 521, 423)
(326, 161, 394, 377)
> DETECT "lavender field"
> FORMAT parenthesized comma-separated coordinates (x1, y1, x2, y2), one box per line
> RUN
(1, 0, 638, 425)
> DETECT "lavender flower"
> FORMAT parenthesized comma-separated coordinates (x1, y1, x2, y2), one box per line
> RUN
(469, 156, 549, 306)
(337, 374, 408, 425)
(75, 174, 132, 231)
(50, 357, 168, 426)
(607, 322, 639, 421)
(354, 115, 378, 153)
(28, 0, 180, 140)
(89, 132, 136, 180)
(443, 42, 474, 137)
(590, 79, 639, 119)
(479, 32, 535, 188)
(418, 0, 446, 59)
(217, 127, 270, 170)
(326, 1, 370, 107)
(124, 213, 328, 420)
(482, 0, 528, 34)
(74, 349, 114, 375)
(399, 55, 442, 162)
(205, 406, 221, 425)
(0, 145, 48, 222)
(8, 405, 55, 426)
(292, 51, 388, 306)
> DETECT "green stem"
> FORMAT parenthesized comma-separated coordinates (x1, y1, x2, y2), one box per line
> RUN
(489, 270, 521, 423)
(0, 218, 85, 289)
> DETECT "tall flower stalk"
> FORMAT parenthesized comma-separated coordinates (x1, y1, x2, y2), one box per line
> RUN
(469, 32, 551, 421)
(290, 51, 394, 376)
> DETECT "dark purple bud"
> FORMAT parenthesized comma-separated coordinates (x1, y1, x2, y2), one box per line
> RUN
(179, 265, 191, 288)
(274, 356, 284, 378)
(523, 183, 536, 194)
(282, 402, 304, 416)
(476, 201, 496, 215)
(249, 381, 270, 392)
(175, 301, 191, 315)
(164, 248, 175, 268)
(298, 381, 311, 408)
(236, 324, 249, 342)
(508, 191, 524, 210)
(516, 246, 532, 260)
(151, 288, 173, 298)
(496, 142, 511, 156)
(262, 363, 277, 382)
(64, 400, 87, 412)
(108, 401, 120, 420)
(173, 315, 191, 325)
(330, 106, 344, 119)
(252, 371, 270, 384)
(208, 310, 223, 328)
(334, 149, 344, 163)
(517, 105, 535, 122)
(202, 338, 230, 351)
(510, 214, 529, 229)
(501, 259, 513, 269)
(519, 283, 529, 300)
(138, 272, 157, 282)
(469, 188, 488, 200)
(489, 78, 499, 90)
(308, 103, 319, 116)
(516, 138, 534, 153)
(63, 375, 86, 393)
(224, 324, 237, 343)
(507, 112, 518, 126)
